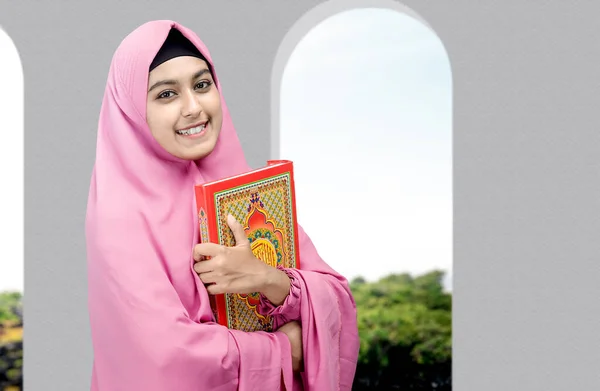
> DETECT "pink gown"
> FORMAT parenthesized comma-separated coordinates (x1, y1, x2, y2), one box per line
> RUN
(85, 20, 359, 391)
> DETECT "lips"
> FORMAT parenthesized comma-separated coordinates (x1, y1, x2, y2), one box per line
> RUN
(176, 121, 208, 136)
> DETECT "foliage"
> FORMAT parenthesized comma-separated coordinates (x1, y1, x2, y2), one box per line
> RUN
(0, 292, 21, 326)
(0, 291, 22, 391)
(0, 273, 452, 390)
(350, 271, 452, 390)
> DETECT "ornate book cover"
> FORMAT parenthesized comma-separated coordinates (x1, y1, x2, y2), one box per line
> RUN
(194, 160, 301, 332)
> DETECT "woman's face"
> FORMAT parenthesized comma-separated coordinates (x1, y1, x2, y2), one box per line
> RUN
(146, 56, 222, 160)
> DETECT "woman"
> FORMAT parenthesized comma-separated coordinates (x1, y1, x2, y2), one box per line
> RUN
(85, 20, 359, 391)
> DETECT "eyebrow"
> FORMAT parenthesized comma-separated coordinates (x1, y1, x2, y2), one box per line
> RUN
(147, 68, 211, 93)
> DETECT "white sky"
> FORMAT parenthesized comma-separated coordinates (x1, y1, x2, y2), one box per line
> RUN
(0, 26, 24, 292)
(0, 8, 452, 293)
(279, 9, 453, 288)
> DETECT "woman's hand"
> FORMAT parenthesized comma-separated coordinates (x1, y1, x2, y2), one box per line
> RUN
(193, 215, 290, 303)
(278, 321, 303, 373)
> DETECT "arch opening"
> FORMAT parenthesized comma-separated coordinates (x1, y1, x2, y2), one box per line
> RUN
(0, 25, 24, 294)
(272, 3, 453, 290)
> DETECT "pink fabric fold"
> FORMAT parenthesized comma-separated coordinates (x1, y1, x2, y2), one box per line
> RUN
(86, 19, 358, 391)
(258, 267, 302, 321)
(259, 227, 360, 390)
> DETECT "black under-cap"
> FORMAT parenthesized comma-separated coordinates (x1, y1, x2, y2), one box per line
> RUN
(149, 28, 210, 72)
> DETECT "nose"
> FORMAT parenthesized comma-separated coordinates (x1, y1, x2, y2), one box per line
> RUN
(181, 90, 202, 118)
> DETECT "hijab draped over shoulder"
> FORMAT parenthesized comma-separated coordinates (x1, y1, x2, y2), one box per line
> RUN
(86, 20, 359, 391)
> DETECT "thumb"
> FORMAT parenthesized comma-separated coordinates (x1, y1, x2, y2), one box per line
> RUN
(227, 214, 250, 248)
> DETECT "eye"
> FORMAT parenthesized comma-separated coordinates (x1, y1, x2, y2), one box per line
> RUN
(195, 80, 213, 90)
(157, 90, 176, 100)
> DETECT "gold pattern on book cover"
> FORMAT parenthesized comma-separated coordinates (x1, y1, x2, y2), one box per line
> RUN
(213, 173, 297, 331)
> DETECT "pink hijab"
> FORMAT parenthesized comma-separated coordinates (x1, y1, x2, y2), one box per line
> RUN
(86, 20, 359, 391)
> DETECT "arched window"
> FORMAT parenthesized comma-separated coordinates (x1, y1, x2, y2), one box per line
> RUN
(0, 26, 24, 293)
(275, 7, 452, 290)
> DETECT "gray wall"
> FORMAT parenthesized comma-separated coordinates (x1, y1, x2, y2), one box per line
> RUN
(0, 1, 599, 390)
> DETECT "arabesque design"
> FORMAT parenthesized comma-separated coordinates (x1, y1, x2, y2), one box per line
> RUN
(213, 173, 296, 331)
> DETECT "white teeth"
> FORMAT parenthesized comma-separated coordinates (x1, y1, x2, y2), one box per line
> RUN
(177, 124, 206, 136)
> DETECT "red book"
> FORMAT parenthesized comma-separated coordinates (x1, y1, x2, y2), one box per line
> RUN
(194, 160, 301, 331)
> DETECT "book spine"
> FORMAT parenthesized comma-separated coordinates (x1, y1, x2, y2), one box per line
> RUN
(285, 166, 300, 270)
(194, 184, 221, 325)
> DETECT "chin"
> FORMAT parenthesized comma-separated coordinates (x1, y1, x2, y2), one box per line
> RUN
(178, 143, 218, 161)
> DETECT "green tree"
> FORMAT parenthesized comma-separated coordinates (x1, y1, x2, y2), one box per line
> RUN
(350, 271, 452, 390)
(0, 292, 21, 324)
(0, 291, 22, 390)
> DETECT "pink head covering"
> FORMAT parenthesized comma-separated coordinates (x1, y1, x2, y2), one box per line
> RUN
(86, 20, 359, 391)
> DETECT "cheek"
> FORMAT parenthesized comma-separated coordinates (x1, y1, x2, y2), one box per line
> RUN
(147, 106, 176, 140)
(207, 92, 223, 121)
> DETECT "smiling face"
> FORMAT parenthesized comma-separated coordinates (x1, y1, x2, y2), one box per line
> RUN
(146, 56, 222, 160)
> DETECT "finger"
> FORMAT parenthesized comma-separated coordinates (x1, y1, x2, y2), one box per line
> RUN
(206, 283, 224, 295)
(226, 214, 250, 248)
(194, 258, 216, 274)
(193, 242, 223, 261)
(197, 271, 218, 284)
